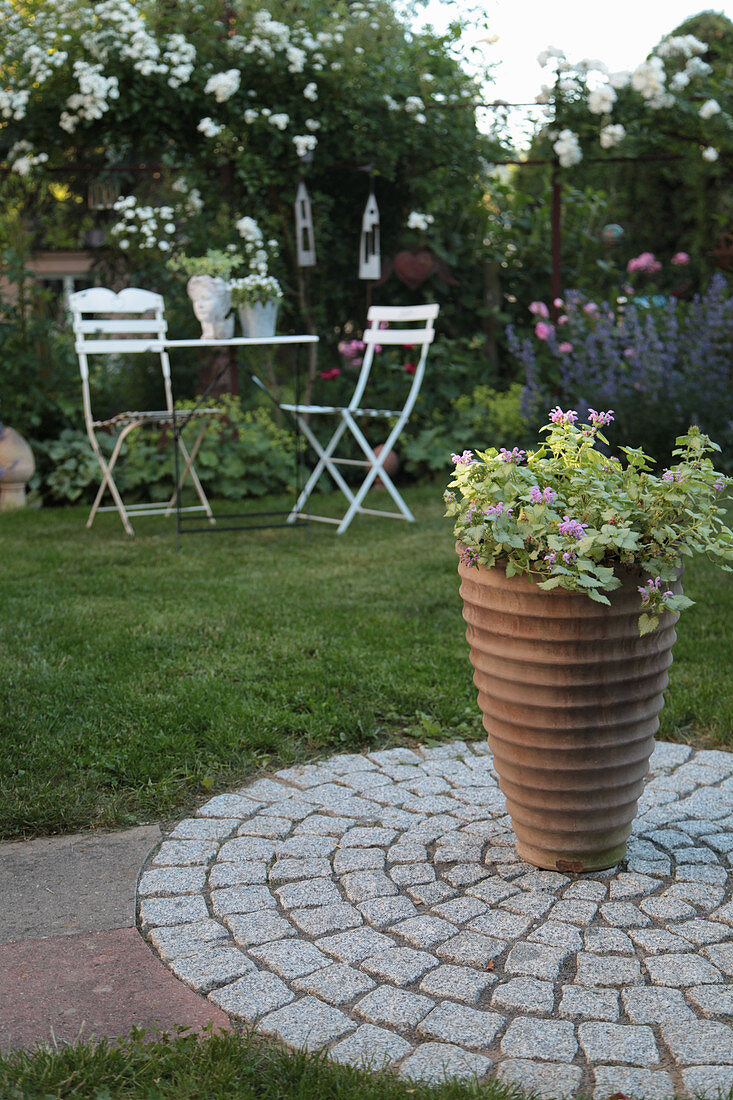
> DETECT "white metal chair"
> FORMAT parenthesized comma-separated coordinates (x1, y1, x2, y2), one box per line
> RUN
(70, 286, 216, 536)
(282, 303, 439, 534)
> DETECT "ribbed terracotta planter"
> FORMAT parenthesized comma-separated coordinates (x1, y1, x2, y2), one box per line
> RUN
(457, 547, 679, 872)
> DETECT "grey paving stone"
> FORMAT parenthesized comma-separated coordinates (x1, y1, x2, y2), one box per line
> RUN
(291, 962, 376, 1004)
(417, 1002, 504, 1048)
(341, 870, 398, 903)
(583, 928, 635, 954)
(629, 929, 695, 953)
(210, 885, 276, 917)
(197, 793, 265, 818)
(549, 899, 599, 925)
(217, 836, 278, 862)
(578, 1021, 659, 1066)
(354, 986, 434, 1028)
(208, 862, 267, 888)
(328, 752, 378, 774)
(675, 864, 729, 885)
(563, 880, 608, 901)
(407, 882, 457, 905)
(528, 921, 584, 952)
(701, 942, 733, 975)
(277, 797, 339, 821)
(499, 891, 556, 919)
(148, 919, 228, 961)
(237, 815, 291, 839)
(227, 911, 296, 947)
(138, 867, 207, 896)
(639, 895, 698, 922)
(662, 1021, 733, 1065)
(643, 827, 695, 850)
(498, 1059, 582, 1100)
(238, 777, 294, 802)
(711, 901, 733, 925)
(274, 878, 341, 910)
(442, 863, 491, 888)
(600, 902, 652, 927)
(399, 1042, 491, 1083)
(248, 939, 331, 979)
(339, 826, 397, 847)
(330, 1023, 412, 1068)
(609, 872, 659, 899)
(434, 839, 483, 864)
(289, 903, 363, 936)
(386, 842, 428, 864)
(269, 857, 332, 884)
(317, 927, 396, 964)
(153, 839, 219, 866)
(703, 832, 733, 855)
(390, 915, 458, 949)
(274, 763, 343, 788)
(626, 857, 672, 877)
(389, 862, 435, 887)
(358, 896, 418, 927)
(504, 942, 569, 981)
(668, 882, 726, 908)
(674, 919, 731, 946)
(465, 879, 520, 905)
(419, 963, 497, 1003)
(681, 1065, 733, 1098)
(430, 896, 488, 924)
(332, 847, 385, 874)
(492, 977, 555, 1014)
(677, 846, 720, 864)
(593, 1066, 675, 1100)
(686, 984, 733, 1017)
(467, 910, 532, 940)
(645, 953, 723, 987)
(361, 946, 439, 984)
(575, 953, 642, 987)
(436, 931, 508, 968)
(368, 746, 422, 766)
(258, 995, 355, 1049)
(276, 835, 337, 859)
(139, 895, 209, 929)
(500, 1017, 578, 1062)
(622, 987, 698, 1025)
(293, 813, 353, 836)
(169, 945, 255, 993)
(514, 870, 571, 893)
(678, 818, 726, 838)
(648, 742, 692, 770)
(209, 971, 293, 1021)
(559, 985, 619, 1021)
(170, 817, 238, 840)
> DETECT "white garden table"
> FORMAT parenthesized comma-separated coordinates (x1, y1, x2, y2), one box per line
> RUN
(140, 334, 319, 538)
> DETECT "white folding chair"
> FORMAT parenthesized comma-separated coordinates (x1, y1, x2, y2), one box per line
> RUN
(70, 286, 216, 536)
(282, 303, 439, 534)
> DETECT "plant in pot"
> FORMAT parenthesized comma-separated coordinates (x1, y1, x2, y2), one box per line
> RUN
(444, 407, 732, 873)
(167, 249, 243, 339)
(229, 274, 283, 338)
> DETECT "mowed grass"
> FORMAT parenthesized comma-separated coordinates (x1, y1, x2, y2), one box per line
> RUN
(1, 485, 731, 840)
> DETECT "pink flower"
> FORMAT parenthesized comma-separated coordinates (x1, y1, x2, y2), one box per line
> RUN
(671, 251, 690, 266)
(627, 251, 662, 274)
(529, 301, 550, 319)
(403, 362, 416, 374)
(535, 321, 553, 341)
(558, 341, 573, 354)
(319, 367, 341, 380)
(583, 302, 599, 314)
(553, 298, 564, 308)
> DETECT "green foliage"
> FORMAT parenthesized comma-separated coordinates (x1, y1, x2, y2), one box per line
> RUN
(447, 413, 733, 630)
(167, 250, 244, 279)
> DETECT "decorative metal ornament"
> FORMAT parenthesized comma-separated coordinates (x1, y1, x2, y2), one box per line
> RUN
(358, 188, 381, 281)
(294, 181, 316, 267)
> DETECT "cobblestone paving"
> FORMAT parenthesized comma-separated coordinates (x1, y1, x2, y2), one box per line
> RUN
(139, 741, 733, 1098)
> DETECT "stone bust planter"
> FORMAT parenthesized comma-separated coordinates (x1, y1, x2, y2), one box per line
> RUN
(187, 275, 234, 340)
(0, 425, 35, 511)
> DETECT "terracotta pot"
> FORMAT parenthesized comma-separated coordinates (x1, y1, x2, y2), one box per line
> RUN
(457, 548, 679, 872)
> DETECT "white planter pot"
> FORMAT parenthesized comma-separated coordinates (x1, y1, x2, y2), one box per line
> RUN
(187, 275, 234, 340)
(237, 300, 279, 338)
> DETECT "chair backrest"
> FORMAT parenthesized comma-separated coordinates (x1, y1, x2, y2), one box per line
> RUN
(69, 287, 172, 428)
(349, 304, 439, 419)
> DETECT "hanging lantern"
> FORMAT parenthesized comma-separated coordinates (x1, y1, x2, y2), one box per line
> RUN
(87, 177, 120, 211)
(294, 181, 316, 267)
(359, 188, 380, 281)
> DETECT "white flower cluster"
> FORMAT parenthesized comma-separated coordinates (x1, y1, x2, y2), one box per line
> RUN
(537, 46, 566, 68)
(587, 84, 617, 115)
(0, 87, 30, 121)
(235, 215, 278, 275)
(204, 69, 241, 103)
(407, 211, 434, 232)
(599, 123, 626, 149)
(25, 44, 68, 86)
(8, 140, 48, 176)
(229, 273, 283, 306)
(656, 34, 707, 59)
(293, 133, 318, 158)
(553, 128, 582, 167)
(109, 195, 178, 252)
(59, 60, 119, 132)
(630, 57, 673, 109)
(164, 34, 196, 89)
(198, 117, 223, 138)
(699, 98, 721, 120)
(303, 81, 318, 101)
(268, 112, 290, 130)
(702, 146, 719, 162)
(171, 177, 203, 213)
(84, 0, 165, 77)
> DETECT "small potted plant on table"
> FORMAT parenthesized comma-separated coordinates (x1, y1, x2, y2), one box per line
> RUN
(445, 407, 732, 873)
(229, 273, 283, 338)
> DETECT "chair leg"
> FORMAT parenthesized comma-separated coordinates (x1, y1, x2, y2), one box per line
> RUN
(336, 413, 415, 534)
(167, 429, 215, 524)
(87, 426, 136, 536)
(286, 416, 355, 522)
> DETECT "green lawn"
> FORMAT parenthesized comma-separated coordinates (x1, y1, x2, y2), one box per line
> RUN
(0, 485, 731, 840)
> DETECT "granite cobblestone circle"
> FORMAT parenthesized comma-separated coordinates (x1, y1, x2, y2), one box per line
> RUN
(138, 740, 733, 1096)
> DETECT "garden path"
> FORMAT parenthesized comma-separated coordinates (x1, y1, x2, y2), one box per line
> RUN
(139, 739, 733, 1098)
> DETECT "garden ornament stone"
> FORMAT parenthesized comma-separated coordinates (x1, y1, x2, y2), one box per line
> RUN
(187, 275, 234, 340)
(0, 424, 35, 510)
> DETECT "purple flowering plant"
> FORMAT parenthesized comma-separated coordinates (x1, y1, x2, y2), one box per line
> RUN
(445, 408, 733, 635)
